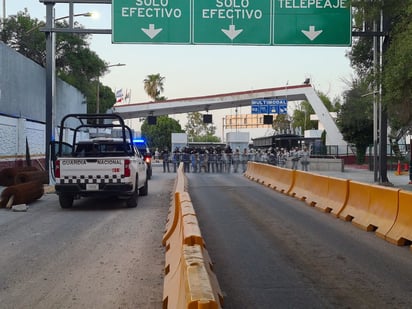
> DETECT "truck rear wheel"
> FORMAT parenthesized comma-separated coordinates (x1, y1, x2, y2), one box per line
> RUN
(126, 179, 138, 208)
(59, 194, 74, 209)
(139, 178, 149, 196)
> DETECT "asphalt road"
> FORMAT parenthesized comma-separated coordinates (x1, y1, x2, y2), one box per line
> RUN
(188, 171, 412, 309)
(3, 166, 412, 309)
(0, 168, 175, 309)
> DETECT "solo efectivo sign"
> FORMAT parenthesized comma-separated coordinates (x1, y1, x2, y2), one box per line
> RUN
(112, 0, 351, 46)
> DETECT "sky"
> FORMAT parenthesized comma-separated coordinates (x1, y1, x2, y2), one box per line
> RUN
(4, 1, 355, 139)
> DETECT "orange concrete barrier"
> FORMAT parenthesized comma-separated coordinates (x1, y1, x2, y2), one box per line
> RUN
(316, 176, 349, 216)
(163, 244, 223, 309)
(288, 171, 323, 205)
(246, 162, 275, 187)
(247, 162, 295, 194)
(163, 164, 223, 309)
(339, 181, 399, 237)
(267, 165, 295, 194)
(288, 171, 349, 216)
(162, 191, 181, 246)
(385, 190, 412, 246)
(244, 161, 257, 180)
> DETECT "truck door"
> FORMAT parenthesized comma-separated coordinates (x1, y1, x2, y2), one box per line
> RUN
(49, 141, 73, 182)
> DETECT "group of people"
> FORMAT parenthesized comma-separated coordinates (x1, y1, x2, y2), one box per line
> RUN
(159, 145, 311, 173)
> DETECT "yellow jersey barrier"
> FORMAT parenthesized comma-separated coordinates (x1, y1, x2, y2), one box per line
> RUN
(385, 190, 412, 245)
(245, 162, 295, 194)
(338, 181, 400, 238)
(163, 164, 223, 309)
(245, 162, 412, 249)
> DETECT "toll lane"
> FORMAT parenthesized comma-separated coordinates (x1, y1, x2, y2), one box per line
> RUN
(188, 172, 412, 308)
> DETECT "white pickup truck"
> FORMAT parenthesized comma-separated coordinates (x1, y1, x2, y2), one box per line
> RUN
(51, 114, 148, 209)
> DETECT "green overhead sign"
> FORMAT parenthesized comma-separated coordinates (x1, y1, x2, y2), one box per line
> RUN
(112, 0, 191, 44)
(112, 0, 351, 46)
(273, 0, 351, 45)
(193, 0, 272, 45)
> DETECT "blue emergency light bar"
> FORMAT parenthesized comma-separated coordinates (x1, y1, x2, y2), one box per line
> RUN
(133, 138, 145, 144)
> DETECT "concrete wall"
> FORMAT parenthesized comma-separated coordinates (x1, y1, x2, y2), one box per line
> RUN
(0, 42, 86, 168)
(308, 158, 344, 172)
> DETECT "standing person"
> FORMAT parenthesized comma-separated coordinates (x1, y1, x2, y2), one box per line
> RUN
(241, 148, 248, 173)
(182, 147, 191, 173)
(209, 148, 217, 173)
(216, 148, 223, 173)
(291, 147, 300, 170)
(300, 146, 310, 171)
(225, 146, 233, 173)
(190, 150, 197, 173)
(162, 148, 170, 173)
(154, 148, 160, 162)
(172, 147, 180, 172)
(278, 148, 287, 168)
(232, 148, 240, 173)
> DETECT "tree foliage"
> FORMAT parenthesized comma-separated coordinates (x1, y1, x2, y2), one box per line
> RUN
(185, 112, 220, 142)
(272, 114, 291, 133)
(349, 1, 412, 135)
(346, 0, 411, 180)
(336, 80, 374, 164)
(382, 3, 412, 137)
(291, 91, 340, 132)
(143, 73, 166, 101)
(0, 10, 115, 113)
(141, 116, 183, 151)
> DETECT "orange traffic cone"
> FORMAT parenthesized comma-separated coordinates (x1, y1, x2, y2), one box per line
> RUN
(395, 160, 402, 176)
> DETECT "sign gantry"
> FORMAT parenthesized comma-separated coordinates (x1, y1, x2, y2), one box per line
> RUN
(112, 0, 352, 46)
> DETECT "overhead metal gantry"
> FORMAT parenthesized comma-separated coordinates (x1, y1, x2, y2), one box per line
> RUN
(112, 84, 348, 152)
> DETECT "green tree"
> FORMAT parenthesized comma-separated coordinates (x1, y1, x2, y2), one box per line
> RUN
(349, 0, 410, 182)
(0, 9, 46, 65)
(291, 101, 317, 132)
(291, 92, 339, 132)
(143, 73, 166, 101)
(141, 115, 183, 151)
(336, 80, 373, 164)
(272, 114, 291, 132)
(382, 3, 412, 137)
(0, 10, 114, 113)
(185, 112, 220, 142)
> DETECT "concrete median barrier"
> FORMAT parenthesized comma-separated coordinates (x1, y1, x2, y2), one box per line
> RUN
(339, 181, 399, 236)
(244, 161, 257, 180)
(163, 164, 223, 309)
(248, 163, 295, 194)
(163, 244, 223, 309)
(317, 176, 349, 216)
(385, 190, 412, 246)
(288, 171, 321, 204)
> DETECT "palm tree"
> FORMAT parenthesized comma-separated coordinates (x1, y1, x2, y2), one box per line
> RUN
(143, 73, 165, 101)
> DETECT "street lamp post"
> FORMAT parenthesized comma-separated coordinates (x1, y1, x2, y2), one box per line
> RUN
(26, 12, 93, 34)
(1, 0, 5, 30)
(43, 3, 93, 175)
(96, 63, 126, 113)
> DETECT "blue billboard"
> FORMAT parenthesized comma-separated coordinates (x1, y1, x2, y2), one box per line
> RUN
(251, 99, 288, 114)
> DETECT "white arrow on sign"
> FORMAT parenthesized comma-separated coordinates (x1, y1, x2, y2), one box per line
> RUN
(141, 24, 163, 39)
(301, 26, 323, 41)
(222, 25, 243, 40)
